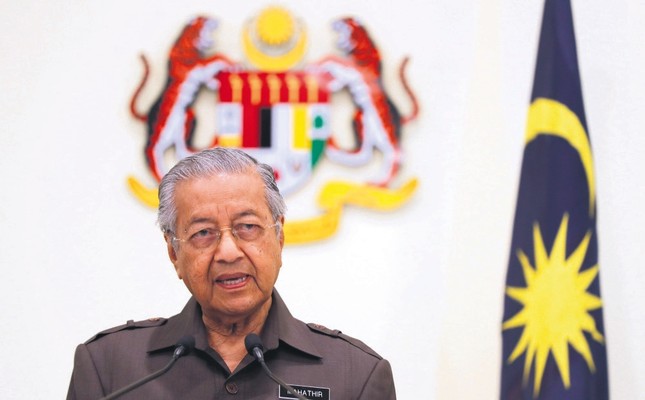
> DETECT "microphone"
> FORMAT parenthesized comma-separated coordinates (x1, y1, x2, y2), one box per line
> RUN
(244, 334, 308, 400)
(100, 335, 195, 400)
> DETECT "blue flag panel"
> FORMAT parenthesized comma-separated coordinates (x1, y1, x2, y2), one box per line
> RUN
(500, 1, 609, 399)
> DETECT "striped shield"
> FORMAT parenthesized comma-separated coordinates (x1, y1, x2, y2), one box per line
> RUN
(215, 71, 332, 195)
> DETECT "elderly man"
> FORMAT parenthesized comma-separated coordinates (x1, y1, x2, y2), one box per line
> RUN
(66, 148, 396, 399)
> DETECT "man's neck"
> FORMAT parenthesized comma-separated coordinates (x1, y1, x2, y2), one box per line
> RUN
(202, 298, 272, 372)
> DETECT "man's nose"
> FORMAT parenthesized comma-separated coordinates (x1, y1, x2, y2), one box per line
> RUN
(213, 229, 243, 262)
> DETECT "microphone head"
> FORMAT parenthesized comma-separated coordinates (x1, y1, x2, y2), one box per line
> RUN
(174, 335, 196, 357)
(244, 333, 264, 356)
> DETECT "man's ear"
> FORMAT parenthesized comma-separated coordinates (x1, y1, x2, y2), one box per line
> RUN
(164, 234, 182, 279)
(278, 215, 285, 248)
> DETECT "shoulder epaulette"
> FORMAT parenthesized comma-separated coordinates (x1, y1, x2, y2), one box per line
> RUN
(306, 323, 382, 359)
(306, 322, 342, 337)
(85, 317, 168, 344)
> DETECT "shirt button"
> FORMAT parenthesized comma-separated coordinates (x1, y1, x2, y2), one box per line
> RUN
(225, 381, 239, 394)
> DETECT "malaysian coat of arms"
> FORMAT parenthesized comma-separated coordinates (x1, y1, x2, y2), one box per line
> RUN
(127, 6, 420, 244)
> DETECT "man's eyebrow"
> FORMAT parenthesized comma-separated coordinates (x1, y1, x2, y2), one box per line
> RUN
(185, 217, 216, 227)
(186, 211, 262, 226)
(231, 210, 262, 220)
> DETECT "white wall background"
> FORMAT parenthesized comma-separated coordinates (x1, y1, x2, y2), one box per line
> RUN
(1, 0, 643, 399)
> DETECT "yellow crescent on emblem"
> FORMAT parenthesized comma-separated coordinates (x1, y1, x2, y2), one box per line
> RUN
(242, 6, 307, 71)
(525, 97, 596, 215)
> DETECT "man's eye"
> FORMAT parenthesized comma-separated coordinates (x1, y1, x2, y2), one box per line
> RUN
(236, 223, 261, 234)
(234, 223, 263, 240)
(192, 228, 216, 239)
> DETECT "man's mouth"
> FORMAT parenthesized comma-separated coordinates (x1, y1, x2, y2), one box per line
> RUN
(216, 275, 249, 286)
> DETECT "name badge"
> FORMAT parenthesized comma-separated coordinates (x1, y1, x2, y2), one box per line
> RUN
(279, 384, 331, 400)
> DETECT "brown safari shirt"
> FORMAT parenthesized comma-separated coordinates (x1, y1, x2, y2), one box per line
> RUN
(66, 290, 396, 400)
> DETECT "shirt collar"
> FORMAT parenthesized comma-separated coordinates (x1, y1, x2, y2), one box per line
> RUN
(147, 296, 209, 353)
(261, 290, 322, 359)
(147, 290, 323, 359)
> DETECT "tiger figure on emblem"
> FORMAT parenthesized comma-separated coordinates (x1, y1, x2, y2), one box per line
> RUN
(130, 16, 237, 182)
(314, 17, 419, 187)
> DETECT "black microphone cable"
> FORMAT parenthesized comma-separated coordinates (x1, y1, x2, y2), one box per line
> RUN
(244, 333, 308, 400)
(100, 335, 195, 400)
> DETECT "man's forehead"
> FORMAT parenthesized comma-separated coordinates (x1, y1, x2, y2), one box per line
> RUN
(173, 172, 270, 220)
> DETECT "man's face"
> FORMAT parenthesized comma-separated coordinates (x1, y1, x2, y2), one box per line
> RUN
(166, 169, 284, 321)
